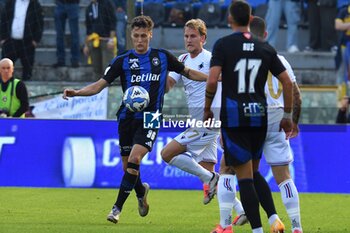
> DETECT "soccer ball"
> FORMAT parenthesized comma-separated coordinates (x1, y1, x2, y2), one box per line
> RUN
(123, 86, 150, 112)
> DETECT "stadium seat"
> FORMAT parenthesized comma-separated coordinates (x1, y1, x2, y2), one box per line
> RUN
(165, 2, 193, 27)
(197, 2, 222, 28)
(253, 3, 268, 19)
(249, 0, 267, 8)
(143, 2, 165, 27)
(191, 1, 203, 18)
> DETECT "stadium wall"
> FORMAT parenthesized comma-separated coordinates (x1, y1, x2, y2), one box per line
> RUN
(0, 119, 349, 193)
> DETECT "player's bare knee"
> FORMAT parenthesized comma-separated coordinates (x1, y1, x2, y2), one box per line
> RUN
(160, 147, 173, 163)
(128, 155, 141, 166)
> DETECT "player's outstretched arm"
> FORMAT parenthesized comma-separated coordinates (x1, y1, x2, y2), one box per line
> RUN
(277, 70, 293, 138)
(181, 67, 208, 81)
(63, 79, 109, 100)
(203, 66, 221, 121)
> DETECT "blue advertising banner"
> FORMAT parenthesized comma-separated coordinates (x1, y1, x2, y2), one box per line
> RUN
(0, 119, 349, 193)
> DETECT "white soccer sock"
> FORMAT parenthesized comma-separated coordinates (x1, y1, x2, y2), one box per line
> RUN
(252, 227, 264, 233)
(217, 174, 236, 228)
(279, 179, 302, 230)
(268, 214, 279, 225)
(169, 153, 213, 183)
(233, 196, 245, 216)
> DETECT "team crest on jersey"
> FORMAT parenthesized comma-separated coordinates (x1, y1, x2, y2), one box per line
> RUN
(1, 96, 7, 102)
(152, 57, 160, 66)
(198, 62, 204, 70)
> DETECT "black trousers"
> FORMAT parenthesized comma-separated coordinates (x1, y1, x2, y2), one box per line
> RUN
(307, 0, 337, 50)
(2, 38, 35, 80)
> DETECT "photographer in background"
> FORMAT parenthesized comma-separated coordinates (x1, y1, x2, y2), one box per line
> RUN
(336, 96, 350, 123)
(0, 58, 29, 118)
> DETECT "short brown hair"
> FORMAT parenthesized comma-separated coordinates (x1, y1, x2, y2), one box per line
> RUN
(131, 15, 154, 31)
(229, 0, 251, 26)
(250, 16, 266, 39)
(185, 19, 207, 39)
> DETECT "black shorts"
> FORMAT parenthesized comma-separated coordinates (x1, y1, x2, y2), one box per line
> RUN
(221, 126, 267, 166)
(118, 118, 159, 156)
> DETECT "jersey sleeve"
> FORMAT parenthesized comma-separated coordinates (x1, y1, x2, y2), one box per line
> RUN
(163, 49, 185, 73)
(278, 55, 296, 83)
(168, 54, 187, 82)
(168, 71, 181, 82)
(269, 49, 286, 77)
(210, 38, 224, 67)
(103, 56, 124, 84)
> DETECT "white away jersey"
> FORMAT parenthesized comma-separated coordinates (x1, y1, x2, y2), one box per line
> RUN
(264, 55, 296, 123)
(169, 49, 221, 120)
(265, 55, 296, 108)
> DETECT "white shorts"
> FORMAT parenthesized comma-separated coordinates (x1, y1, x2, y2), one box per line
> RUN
(263, 110, 293, 166)
(174, 128, 219, 163)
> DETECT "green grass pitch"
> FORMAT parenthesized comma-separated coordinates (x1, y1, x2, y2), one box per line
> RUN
(0, 187, 349, 233)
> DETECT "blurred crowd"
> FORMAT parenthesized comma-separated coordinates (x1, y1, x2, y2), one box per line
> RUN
(0, 0, 348, 75)
(0, 0, 349, 121)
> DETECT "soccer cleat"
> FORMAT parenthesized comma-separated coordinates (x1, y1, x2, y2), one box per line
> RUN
(207, 172, 219, 203)
(138, 182, 150, 217)
(210, 224, 233, 233)
(203, 183, 210, 204)
(107, 205, 121, 224)
(270, 218, 285, 233)
(232, 213, 249, 226)
(292, 228, 303, 233)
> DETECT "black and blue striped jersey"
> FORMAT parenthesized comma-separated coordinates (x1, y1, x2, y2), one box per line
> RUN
(103, 48, 185, 119)
(211, 32, 286, 128)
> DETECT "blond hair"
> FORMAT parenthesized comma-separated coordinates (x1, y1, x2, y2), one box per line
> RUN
(185, 19, 207, 39)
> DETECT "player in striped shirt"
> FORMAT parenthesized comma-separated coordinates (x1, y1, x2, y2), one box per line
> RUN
(63, 15, 208, 224)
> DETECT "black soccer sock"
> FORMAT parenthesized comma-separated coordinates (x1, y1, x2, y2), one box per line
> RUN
(114, 163, 139, 211)
(238, 178, 262, 229)
(253, 171, 277, 218)
(134, 173, 145, 198)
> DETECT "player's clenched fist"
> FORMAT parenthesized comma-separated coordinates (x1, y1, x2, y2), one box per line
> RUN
(63, 89, 77, 100)
(279, 117, 293, 139)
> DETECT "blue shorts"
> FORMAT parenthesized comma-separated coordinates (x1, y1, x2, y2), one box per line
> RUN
(221, 126, 267, 166)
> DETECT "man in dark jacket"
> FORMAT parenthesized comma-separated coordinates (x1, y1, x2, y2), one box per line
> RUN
(336, 96, 350, 123)
(0, 0, 44, 81)
(83, 0, 116, 77)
